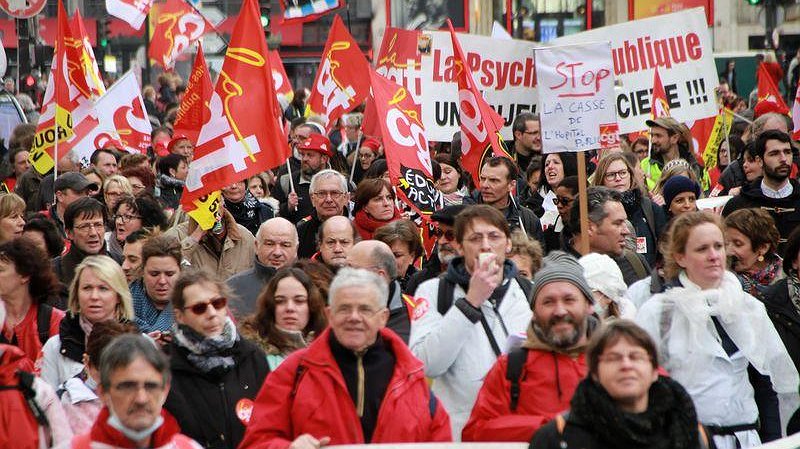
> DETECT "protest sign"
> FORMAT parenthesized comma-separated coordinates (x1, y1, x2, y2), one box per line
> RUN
(553, 8, 718, 134)
(535, 42, 617, 153)
(375, 27, 538, 142)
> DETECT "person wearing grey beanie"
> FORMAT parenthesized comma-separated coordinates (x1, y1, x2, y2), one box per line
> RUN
(531, 251, 595, 305)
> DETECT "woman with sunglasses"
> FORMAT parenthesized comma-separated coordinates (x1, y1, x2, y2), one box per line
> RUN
(165, 269, 269, 449)
(541, 176, 578, 253)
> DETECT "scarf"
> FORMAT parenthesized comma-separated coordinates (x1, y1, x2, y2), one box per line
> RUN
(737, 253, 783, 299)
(442, 186, 468, 206)
(353, 208, 401, 239)
(172, 317, 239, 376)
(568, 376, 699, 449)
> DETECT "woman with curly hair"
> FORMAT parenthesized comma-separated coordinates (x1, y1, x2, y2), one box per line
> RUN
(104, 194, 168, 259)
(239, 267, 327, 370)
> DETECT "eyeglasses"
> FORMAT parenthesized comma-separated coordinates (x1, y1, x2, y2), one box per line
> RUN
(465, 232, 505, 245)
(522, 131, 538, 135)
(553, 196, 574, 206)
(311, 190, 345, 200)
(603, 169, 630, 181)
(332, 304, 384, 318)
(73, 221, 105, 232)
(183, 297, 228, 315)
(432, 228, 456, 241)
(112, 381, 165, 395)
(598, 351, 651, 365)
(114, 213, 142, 223)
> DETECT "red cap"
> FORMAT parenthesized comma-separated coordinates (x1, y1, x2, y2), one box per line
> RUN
(299, 134, 333, 157)
(754, 100, 789, 118)
(360, 137, 381, 154)
(167, 134, 191, 153)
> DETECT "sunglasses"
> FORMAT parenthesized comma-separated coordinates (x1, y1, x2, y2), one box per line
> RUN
(432, 228, 456, 240)
(553, 196, 574, 206)
(183, 297, 228, 315)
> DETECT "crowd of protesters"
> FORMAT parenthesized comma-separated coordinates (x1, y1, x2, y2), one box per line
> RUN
(4, 55, 800, 449)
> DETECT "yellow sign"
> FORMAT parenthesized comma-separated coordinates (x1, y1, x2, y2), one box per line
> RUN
(187, 190, 223, 231)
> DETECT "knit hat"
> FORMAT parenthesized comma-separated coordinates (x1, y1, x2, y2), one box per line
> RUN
(531, 251, 594, 304)
(578, 253, 627, 301)
(662, 175, 701, 210)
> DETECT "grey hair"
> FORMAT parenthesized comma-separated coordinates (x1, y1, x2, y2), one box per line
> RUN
(568, 186, 623, 233)
(371, 243, 398, 280)
(329, 267, 388, 309)
(512, 112, 539, 133)
(751, 112, 791, 142)
(310, 169, 348, 194)
(99, 334, 170, 389)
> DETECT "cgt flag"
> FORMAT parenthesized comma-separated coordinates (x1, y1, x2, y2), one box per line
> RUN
(757, 63, 790, 114)
(181, 0, 290, 229)
(148, 0, 215, 69)
(305, 14, 370, 130)
(106, 0, 151, 30)
(446, 19, 509, 187)
(368, 68, 440, 221)
(70, 10, 105, 99)
(174, 45, 213, 145)
(29, 0, 93, 175)
(268, 50, 293, 107)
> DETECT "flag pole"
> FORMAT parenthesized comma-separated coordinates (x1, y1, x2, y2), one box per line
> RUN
(349, 129, 361, 184)
(286, 157, 296, 211)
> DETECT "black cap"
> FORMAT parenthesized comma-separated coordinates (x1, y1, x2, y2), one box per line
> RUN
(53, 172, 98, 193)
(431, 204, 467, 226)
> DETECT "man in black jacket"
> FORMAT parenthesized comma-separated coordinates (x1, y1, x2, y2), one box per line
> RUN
(463, 156, 543, 244)
(296, 169, 350, 259)
(723, 129, 800, 255)
(272, 132, 332, 224)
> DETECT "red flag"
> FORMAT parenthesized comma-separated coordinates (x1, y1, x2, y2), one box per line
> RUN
(446, 20, 509, 187)
(305, 15, 370, 129)
(181, 0, 290, 209)
(174, 46, 213, 145)
(368, 68, 439, 220)
(106, 0, 151, 30)
(29, 0, 93, 174)
(268, 50, 293, 106)
(70, 10, 105, 99)
(651, 67, 670, 118)
(792, 83, 800, 141)
(757, 63, 790, 113)
(148, 0, 215, 69)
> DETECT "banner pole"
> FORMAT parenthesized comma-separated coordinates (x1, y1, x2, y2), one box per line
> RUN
(349, 129, 361, 184)
(286, 157, 296, 211)
(577, 151, 589, 254)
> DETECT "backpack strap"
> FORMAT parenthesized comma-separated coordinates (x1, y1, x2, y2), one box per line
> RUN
(640, 196, 657, 242)
(17, 371, 49, 427)
(698, 423, 710, 449)
(428, 390, 438, 418)
(436, 276, 455, 316)
(515, 275, 533, 305)
(623, 250, 648, 280)
(505, 348, 528, 412)
(36, 303, 53, 345)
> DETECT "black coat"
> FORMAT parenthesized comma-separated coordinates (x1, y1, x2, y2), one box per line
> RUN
(164, 338, 270, 449)
(761, 279, 800, 373)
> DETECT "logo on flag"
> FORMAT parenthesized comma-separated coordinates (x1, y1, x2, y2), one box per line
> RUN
(174, 45, 213, 145)
(149, 0, 215, 69)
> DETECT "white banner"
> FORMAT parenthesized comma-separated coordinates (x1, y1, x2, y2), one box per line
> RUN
(553, 7, 718, 134)
(377, 30, 538, 142)
(69, 71, 151, 166)
(536, 42, 617, 153)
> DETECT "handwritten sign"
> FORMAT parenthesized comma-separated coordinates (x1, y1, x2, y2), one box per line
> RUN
(535, 42, 617, 153)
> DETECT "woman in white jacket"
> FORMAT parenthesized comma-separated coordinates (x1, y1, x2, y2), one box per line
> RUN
(636, 211, 799, 449)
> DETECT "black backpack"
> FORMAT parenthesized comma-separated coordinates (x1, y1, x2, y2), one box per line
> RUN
(0, 371, 49, 427)
(0, 303, 52, 346)
(505, 347, 529, 412)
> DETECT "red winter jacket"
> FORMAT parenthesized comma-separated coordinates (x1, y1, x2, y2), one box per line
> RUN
(238, 328, 452, 449)
(0, 344, 39, 449)
(462, 349, 587, 442)
(65, 407, 203, 449)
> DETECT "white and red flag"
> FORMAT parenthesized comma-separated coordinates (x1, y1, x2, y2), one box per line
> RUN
(106, 0, 152, 30)
(180, 0, 290, 229)
(173, 45, 213, 145)
(148, 0, 215, 69)
(445, 19, 509, 187)
(305, 14, 370, 129)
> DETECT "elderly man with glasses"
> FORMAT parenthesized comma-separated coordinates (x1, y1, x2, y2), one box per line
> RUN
(239, 268, 451, 449)
(297, 169, 351, 259)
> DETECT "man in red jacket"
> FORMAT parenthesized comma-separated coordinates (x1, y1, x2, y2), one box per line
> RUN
(462, 251, 596, 442)
(239, 268, 452, 449)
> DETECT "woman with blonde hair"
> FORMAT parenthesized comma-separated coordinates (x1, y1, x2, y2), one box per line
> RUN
(102, 175, 133, 212)
(0, 192, 25, 243)
(40, 255, 135, 389)
(636, 211, 799, 448)
(651, 159, 701, 205)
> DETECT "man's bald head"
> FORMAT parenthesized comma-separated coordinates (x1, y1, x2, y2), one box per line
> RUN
(347, 240, 397, 284)
(255, 217, 298, 268)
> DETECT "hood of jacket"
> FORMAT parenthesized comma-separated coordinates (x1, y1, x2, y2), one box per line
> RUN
(0, 344, 33, 384)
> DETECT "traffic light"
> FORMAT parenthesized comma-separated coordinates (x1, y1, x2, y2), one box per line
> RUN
(745, 0, 763, 4)
(98, 18, 112, 48)
(260, 3, 270, 31)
